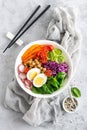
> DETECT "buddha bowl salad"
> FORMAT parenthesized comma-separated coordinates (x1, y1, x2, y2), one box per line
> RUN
(17, 44, 69, 94)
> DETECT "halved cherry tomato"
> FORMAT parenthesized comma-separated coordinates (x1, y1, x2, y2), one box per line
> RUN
(45, 69, 52, 77)
(24, 67, 30, 74)
(46, 45, 54, 51)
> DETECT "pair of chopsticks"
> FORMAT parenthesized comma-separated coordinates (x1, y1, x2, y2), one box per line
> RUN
(3, 5, 51, 53)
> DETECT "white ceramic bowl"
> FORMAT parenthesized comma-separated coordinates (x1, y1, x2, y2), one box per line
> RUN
(15, 40, 73, 98)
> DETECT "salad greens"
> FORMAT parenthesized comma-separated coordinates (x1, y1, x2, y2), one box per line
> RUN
(32, 72, 66, 94)
(71, 87, 81, 98)
(48, 48, 65, 63)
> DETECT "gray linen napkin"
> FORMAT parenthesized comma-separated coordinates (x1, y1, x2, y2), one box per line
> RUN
(4, 7, 81, 127)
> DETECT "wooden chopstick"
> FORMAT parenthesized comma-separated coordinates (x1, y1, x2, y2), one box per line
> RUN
(3, 5, 41, 53)
(3, 5, 51, 53)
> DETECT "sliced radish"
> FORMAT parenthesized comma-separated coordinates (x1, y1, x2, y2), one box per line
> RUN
(25, 85, 30, 89)
(24, 79, 30, 86)
(24, 79, 33, 90)
(19, 72, 26, 80)
(29, 84, 32, 90)
(21, 78, 25, 83)
(18, 64, 24, 73)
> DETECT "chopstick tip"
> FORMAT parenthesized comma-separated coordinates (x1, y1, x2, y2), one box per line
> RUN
(48, 5, 51, 8)
(38, 5, 41, 7)
(3, 48, 7, 53)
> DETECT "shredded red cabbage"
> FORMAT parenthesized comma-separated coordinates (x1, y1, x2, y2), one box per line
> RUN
(43, 61, 69, 76)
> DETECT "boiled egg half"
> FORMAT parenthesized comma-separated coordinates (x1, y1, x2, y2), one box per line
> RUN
(33, 73, 47, 88)
(27, 68, 40, 81)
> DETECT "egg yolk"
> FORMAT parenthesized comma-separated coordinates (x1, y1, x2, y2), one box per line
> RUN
(29, 72, 38, 80)
(34, 77, 44, 85)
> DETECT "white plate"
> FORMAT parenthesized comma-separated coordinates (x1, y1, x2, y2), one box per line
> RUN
(15, 40, 73, 98)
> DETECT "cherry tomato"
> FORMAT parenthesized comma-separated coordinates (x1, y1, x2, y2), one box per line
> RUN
(24, 67, 30, 74)
(43, 46, 49, 53)
(45, 69, 52, 77)
(47, 45, 54, 51)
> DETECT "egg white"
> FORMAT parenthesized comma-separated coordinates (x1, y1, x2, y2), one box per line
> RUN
(27, 68, 40, 81)
(33, 73, 47, 88)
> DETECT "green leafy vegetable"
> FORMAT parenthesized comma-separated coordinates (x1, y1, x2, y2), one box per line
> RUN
(71, 87, 81, 98)
(32, 86, 43, 94)
(32, 72, 66, 94)
(54, 48, 62, 55)
(42, 84, 52, 94)
(57, 72, 66, 79)
(48, 48, 65, 63)
(57, 55, 64, 63)
(56, 72, 66, 84)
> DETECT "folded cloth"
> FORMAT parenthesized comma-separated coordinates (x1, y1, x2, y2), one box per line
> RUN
(4, 7, 81, 127)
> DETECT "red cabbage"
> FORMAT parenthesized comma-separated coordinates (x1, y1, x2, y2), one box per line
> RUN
(43, 61, 69, 76)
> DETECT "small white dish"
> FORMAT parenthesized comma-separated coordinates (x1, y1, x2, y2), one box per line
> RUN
(63, 96, 78, 113)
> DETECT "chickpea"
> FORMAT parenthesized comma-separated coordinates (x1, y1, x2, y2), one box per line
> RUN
(30, 63, 34, 68)
(35, 59, 38, 62)
(35, 59, 40, 65)
(41, 68, 45, 73)
(32, 62, 36, 66)
(25, 62, 29, 67)
(42, 68, 46, 72)
(37, 64, 41, 68)
(24, 63, 27, 66)
(41, 71, 44, 73)
(29, 66, 32, 69)
(28, 59, 33, 64)
(40, 67, 43, 71)
(34, 59, 37, 63)
(24, 64, 27, 68)
(34, 65, 38, 68)
(28, 61, 31, 64)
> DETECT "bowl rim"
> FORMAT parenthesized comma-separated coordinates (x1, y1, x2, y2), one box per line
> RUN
(15, 40, 73, 98)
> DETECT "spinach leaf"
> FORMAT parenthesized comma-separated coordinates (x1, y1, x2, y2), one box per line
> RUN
(42, 84, 52, 94)
(47, 82, 55, 93)
(57, 72, 66, 79)
(56, 72, 66, 84)
(52, 78, 59, 88)
(71, 87, 81, 98)
(32, 86, 41, 94)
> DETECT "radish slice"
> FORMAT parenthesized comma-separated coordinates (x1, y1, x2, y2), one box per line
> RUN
(24, 79, 33, 90)
(18, 64, 24, 73)
(25, 85, 30, 89)
(19, 73, 26, 80)
(24, 79, 30, 86)
(21, 79, 25, 83)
